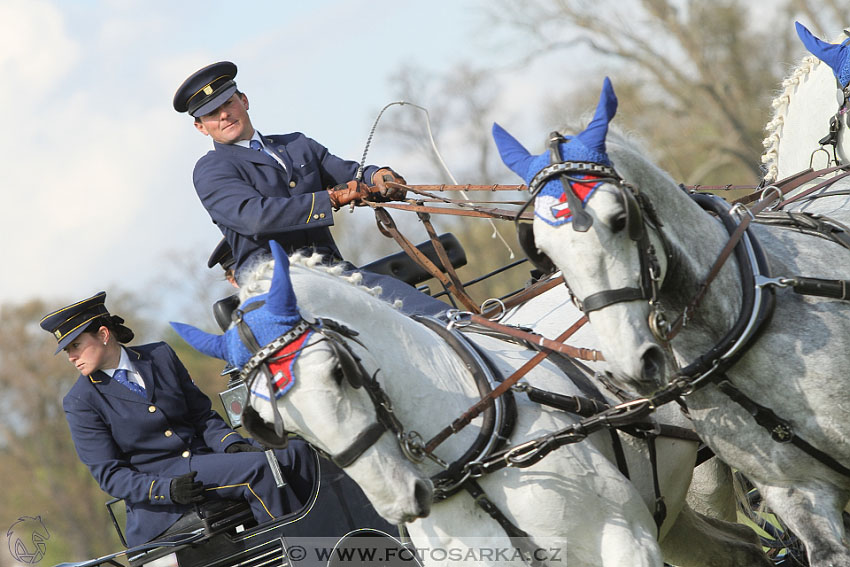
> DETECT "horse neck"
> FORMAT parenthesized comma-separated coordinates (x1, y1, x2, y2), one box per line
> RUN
(611, 144, 745, 352)
(288, 266, 487, 465)
(763, 55, 845, 181)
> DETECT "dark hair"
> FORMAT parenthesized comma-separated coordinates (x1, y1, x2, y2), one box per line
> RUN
(84, 315, 135, 344)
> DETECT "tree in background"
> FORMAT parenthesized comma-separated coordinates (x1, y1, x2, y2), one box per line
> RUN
(481, 0, 850, 183)
(376, 0, 850, 304)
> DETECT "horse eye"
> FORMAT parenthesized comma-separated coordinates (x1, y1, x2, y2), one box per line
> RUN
(333, 366, 345, 385)
(610, 213, 627, 233)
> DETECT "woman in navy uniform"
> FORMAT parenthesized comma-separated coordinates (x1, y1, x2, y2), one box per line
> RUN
(40, 291, 316, 547)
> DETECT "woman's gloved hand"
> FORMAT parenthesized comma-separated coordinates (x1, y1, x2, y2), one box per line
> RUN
(170, 471, 205, 505)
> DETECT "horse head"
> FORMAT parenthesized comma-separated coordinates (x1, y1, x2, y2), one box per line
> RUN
(172, 241, 432, 524)
(495, 78, 685, 393)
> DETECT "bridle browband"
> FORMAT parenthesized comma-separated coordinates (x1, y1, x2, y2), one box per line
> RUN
(518, 132, 670, 337)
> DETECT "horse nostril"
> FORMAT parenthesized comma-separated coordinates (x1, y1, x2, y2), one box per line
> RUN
(640, 345, 666, 382)
(413, 479, 432, 517)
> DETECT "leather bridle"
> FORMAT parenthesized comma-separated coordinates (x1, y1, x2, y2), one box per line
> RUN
(517, 131, 671, 340)
(234, 304, 401, 469)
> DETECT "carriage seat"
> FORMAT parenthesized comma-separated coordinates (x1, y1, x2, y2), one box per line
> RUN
(360, 232, 467, 287)
(160, 499, 255, 538)
(125, 499, 255, 567)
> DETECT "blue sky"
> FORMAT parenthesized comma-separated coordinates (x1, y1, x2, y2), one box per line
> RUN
(0, 0, 600, 329)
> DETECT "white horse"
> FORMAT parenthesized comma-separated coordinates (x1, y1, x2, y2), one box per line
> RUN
(497, 76, 850, 566)
(760, 22, 850, 223)
(172, 240, 771, 567)
(762, 23, 850, 182)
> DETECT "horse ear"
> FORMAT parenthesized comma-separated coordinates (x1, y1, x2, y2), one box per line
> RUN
(493, 123, 536, 179)
(575, 77, 618, 157)
(267, 240, 300, 319)
(795, 21, 850, 87)
(170, 322, 228, 361)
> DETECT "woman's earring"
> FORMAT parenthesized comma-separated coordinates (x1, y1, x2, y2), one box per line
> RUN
(103, 342, 107, 346)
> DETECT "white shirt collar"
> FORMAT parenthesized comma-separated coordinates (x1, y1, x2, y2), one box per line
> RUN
(234, 130, 263, 149)
(103, 347, 136, 377)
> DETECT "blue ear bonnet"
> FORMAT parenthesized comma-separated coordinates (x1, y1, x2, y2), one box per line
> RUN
(796, 21, 850, 88)
(492, 77, 618, 226)
(222, 294, 303, 369)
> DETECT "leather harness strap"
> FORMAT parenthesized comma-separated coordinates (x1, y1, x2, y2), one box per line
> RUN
(368, 200, 535, 221)
(774, 170, 850, 209)
(419, 210, 472, 310)
(716, 379, 850, 478)
(463, 480, 546, 567)
(462, 313, 603, 362)
(373, 207, 481, 313)
(668, 166, 850, 340)
(731, 164, 850, 206)
(423, 319, 590, 455)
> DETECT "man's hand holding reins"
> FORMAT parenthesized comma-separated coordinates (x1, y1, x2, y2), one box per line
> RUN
(372, 168, 407, 201)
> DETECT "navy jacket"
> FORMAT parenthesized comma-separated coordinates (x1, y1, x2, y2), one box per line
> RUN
(63, 342, 248, 545)
(192, 132, 384, 275)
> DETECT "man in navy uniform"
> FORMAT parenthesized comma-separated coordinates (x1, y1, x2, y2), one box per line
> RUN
(175, 61, 447, 317)
(41, 292, 317, 546)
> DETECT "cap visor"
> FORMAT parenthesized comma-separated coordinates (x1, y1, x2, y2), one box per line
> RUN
(54, 326, 89, 355)
(190, 85, 238, 117)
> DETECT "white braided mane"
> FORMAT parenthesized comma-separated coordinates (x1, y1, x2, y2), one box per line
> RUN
(760, 54, 820, 182)
(238, 252, 401, 308)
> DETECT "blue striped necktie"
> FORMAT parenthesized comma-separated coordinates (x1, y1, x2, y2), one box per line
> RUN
(249, 139, 264, 152)
(113, 368, 145, 398)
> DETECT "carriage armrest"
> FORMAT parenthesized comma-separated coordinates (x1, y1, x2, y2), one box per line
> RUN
(360, 233, 467, 286)
(105, 497, 127, 548)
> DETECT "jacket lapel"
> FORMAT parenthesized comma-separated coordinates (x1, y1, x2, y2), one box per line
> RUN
(214, 139, 284, 171)
(127, 347, 155, 401)
(261, 134, 294, 176)
(89, 369, 147, 404)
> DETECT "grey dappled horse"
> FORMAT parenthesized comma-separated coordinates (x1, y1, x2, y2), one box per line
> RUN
(496, 77, 850, 566)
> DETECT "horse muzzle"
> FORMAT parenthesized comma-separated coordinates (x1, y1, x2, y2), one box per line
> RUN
(638, 342, 668, 387)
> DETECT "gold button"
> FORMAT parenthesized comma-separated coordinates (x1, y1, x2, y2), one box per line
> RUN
(319, 213, 325, 219)
(289, 181, 296, 188)
(182, 450, 190, 458)
(312, 214, 319, 219)
(164, 430, 173, 437)
(148, 406, 156, 413)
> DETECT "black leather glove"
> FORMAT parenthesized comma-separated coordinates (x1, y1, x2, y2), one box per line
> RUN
(225, 442, 263, 453)
(170, 471, 205, 505)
